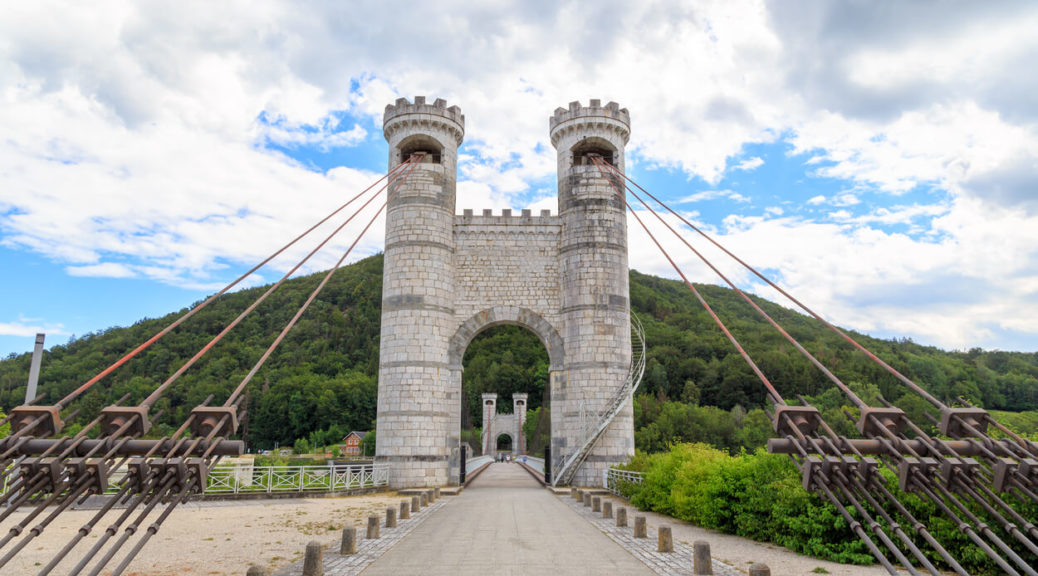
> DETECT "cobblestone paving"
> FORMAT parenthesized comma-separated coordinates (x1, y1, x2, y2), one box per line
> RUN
(559, 492, 743, 576)
(271, 495, 450, 576)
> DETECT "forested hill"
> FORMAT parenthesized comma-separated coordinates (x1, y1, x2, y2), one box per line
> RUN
(1, 253, 1036, 449)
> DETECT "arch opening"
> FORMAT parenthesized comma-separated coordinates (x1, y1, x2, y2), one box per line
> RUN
(571, 137, 617, 167)
(496, 433, 513, 453)
(398, 134, 443, 164)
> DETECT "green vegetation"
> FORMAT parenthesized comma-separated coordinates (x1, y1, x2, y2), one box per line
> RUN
(0, 254, 1035, 454)
(621, 443, 1037, 575)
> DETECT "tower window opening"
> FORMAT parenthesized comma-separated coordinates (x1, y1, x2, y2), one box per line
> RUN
(572, 143, 615, 167)
(400, 148, 441, 164)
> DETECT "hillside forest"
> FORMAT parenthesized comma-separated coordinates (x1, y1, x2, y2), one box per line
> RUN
(1, 254, 1036, 454)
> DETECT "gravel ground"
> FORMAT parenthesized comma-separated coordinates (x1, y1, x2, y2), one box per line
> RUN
(3, 493, 402, 576)
(4, 490, 902, 576)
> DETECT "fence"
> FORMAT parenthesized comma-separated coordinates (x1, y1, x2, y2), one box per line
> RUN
(2, 462, 390, 497)
(605, 467, 643, 497)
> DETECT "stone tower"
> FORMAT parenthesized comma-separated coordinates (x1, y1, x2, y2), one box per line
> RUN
(376, 97, 465, 488)
(550, 100, 633, 486)
(376, 97, 634, 488)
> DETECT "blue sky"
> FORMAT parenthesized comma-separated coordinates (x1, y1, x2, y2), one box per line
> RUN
(2, 1, 1038, 359)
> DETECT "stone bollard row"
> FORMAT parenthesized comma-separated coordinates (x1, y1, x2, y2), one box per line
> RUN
(412, 495, 421, 512)
(693, 540, 712, 575)
(748, 563, 771, 576)
(633, 515, 647, 538)
(583, 493, 592, 507)
(658, 526, 673, 553)
(302, 541, 323, 576)
(616, 506, 627, 527)
(400, 500, 410, 519)
(386, 506, 397, 528)
(571, 487, 579, 499)
(421, 492, 428, 507)
(602, 501, 613, 519)
(592, 496, 601, 512)
(246, 566, 267, 576)
(340, 526, 357, 555)
(367, 515, 380, 539)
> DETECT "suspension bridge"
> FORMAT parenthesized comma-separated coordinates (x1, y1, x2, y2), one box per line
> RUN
(0, 97, 1036, 575)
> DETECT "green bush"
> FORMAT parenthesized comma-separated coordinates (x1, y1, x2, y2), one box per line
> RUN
(627, 444, 873, 565)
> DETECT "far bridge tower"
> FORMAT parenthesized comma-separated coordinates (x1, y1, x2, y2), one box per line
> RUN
(376, 97, 634, 487)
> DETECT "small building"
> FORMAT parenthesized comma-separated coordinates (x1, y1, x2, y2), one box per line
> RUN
(339, 431, 368, 456)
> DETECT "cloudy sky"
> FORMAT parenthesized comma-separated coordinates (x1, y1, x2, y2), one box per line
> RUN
(2, 0, 1037, 358)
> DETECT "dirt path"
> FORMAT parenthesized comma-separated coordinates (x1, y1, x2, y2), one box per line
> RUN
(4, 493, 402, 576)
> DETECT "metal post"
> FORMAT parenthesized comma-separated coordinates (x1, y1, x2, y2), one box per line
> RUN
(25, 333, 45, 404)
(459, 444, 467, 484)
(544, 446, 552, 485)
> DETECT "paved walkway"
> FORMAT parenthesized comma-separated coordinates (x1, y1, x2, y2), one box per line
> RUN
(360, 463, 653, 575)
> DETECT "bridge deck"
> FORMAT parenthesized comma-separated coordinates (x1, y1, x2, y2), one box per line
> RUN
(359, 462, 652, 575)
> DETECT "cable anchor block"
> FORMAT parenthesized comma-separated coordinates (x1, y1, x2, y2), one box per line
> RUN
(773, 405, 821, 436)
(189, 406, 239, 437)
(100, 405, 152, 437)
(8, 405, 63, 437)
(897, 456, 939, 492)
(64, 457, 109, 494)
(938, 406, 989, 438)
(19, 456, 66, 493)
(857, 406, 907, 437)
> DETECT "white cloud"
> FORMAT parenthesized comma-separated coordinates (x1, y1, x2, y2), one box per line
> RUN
(0, 318, 68, 338)
(1, 0, 1037, 351)
(677, 190, 751, 204)
(66, 262, 136, 278)
(733, 156, 764, 171)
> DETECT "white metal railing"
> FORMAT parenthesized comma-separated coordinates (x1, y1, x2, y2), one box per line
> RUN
(1, 463, 390, 497)
(555, 312, 647, 485)
(202, 463, 389, 494)
(523, 456, 544, 474)
(465, 455, 494, 472)
(605, 467, 644, 497)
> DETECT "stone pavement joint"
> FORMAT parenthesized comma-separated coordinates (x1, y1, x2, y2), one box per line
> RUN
(270, 495, 450, 576)
(559, 490, 743, 576)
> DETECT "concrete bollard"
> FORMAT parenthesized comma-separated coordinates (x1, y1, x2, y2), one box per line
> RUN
(340, 526, 357, 555)
(693, 540, 713, 575)
(426, 489, 435, 504)
(583, 493, 592, 507)
(592, 496, 601, 512)
(246, 566, 267, 576)
(386, 506, 397, 528)
(616, 506, 627, 527)
(434, 487, 440, 500)
(301, 541, 323, 576)
(602, 501, 613, 518)
(412, 495, 421, 512)
(421, 492, 428, 507)
(400, 500, 410, 519)
(633, 516, 647, 538)
(658, 526, 673, 552)
(367, 515, 380, 539)
(571, 487, 579, 499)
(748, 564, 770, 576)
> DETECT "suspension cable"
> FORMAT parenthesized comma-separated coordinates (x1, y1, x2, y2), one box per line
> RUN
(138, 158, 414, 409)
(56, 158, 416, 409)
(600, 163, 946, 409)
(589, 156, 785, 406)
(593, 156, 869, 410)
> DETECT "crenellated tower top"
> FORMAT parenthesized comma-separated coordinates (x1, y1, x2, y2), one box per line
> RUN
(383, 96, 465, 147)
(549, 99, 630, 150)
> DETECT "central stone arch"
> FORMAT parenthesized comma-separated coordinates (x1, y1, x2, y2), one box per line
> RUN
(447, 307, 564, 371)
(448, 307, 562, 467)
(376, 97, 634, 487)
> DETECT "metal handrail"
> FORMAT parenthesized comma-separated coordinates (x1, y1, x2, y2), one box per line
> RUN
(605, 467, 644, 497)
(554, 311, 647, 485)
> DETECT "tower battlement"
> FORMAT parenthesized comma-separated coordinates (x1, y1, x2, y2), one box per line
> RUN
(383, 96, 465, 145)
(549, 99, 630, 145)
